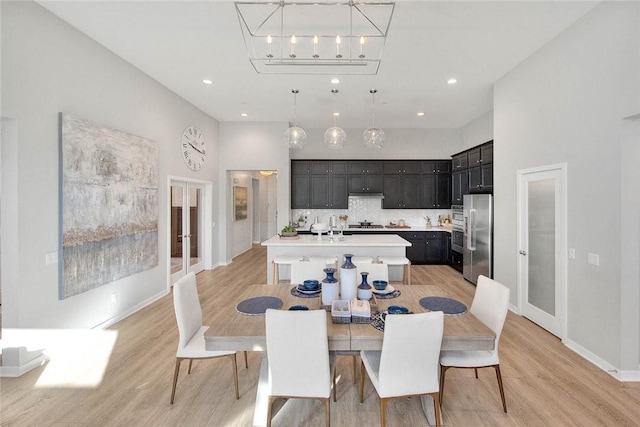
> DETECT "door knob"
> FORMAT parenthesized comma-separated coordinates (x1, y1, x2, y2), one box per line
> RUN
(519, 250, 527, 255)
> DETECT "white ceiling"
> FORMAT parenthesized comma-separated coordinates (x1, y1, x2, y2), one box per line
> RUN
(38, 1, 597, 129)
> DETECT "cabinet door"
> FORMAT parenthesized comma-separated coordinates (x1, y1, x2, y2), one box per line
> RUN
(348, 174, 365, 193)
(452, 153, 468, 171)
(292, 160, 310, 175)
(481, 144, 493, 165)
(365, 174, 383, 192)
(329, 175, 347, 209)
(436, 174, 452, 208)
(348, 161, 365, 174)
(291, 174, 310, 208)
(481, 163, 493, 190)
(403, 174, 422, 208)
(468, 166, 482, 191)
(311, 161, 330, 174)
(451, 170, 468, 204)
(422, 174, 437, 208)
(366, 161, 383, 174)
(382, 175, 403, 208)
(425, 234, 444, 264)
(402, 232, 426, 264)
(330, 161, 347, 174)
(468, 148, 481, 167)
(403, 161, 422, 174)
(310, 175, 329, 208)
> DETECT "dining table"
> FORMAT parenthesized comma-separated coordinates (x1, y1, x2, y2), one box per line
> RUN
(204, 284, 495, 426)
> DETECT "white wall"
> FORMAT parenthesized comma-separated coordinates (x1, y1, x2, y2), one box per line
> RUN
(218, 122, 290, 262)
(460, 110, 494, 152)
(1, 2, 219, 329)
(494, 2, 640, 371)
(290, 128, 461, 160)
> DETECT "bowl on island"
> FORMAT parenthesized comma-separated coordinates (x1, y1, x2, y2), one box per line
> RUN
(311, 223, 329, 232)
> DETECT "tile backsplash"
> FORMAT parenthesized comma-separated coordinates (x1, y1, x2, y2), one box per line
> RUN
(292, 198, 451, 228)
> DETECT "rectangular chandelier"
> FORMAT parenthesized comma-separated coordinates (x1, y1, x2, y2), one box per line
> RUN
(235, 1, 395, 75)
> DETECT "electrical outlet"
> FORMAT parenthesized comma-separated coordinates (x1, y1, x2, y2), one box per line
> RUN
(587, 252, 600, 266)
(111, 291, 117, 303)
(568, 248, 575, 259)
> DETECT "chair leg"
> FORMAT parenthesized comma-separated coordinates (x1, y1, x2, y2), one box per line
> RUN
(439, 365, 449, 407)
(230, 353, 239, 400)
(407, 262, 411, 285)
(380, 397, 388, 427)
(266, 396, 275, 427)
(272, 261, 277, 285)
(359, 361, 366, 403)
(187, 359, 193, 374)
(323, 397, 331, 427)
(333, 367, 337, 403)
(474, 367, 478, 378)
(432, 392, 442, 427)
(244, 351, 249, 369)
(494, 364, 507, 413)
(170, 358, 183, 404)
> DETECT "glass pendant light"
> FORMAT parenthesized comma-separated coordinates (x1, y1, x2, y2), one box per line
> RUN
(285, 89, 307, 148)
(363, 89, 385, 148)
(324, 89, 346, 149)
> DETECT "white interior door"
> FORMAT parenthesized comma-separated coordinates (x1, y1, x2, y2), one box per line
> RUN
(518, 165, 566, 338)
(170, 180, 206, 284)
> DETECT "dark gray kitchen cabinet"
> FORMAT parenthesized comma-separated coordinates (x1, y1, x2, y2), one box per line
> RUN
(348, 161, 383, 193)
(422, 161, 452, 208)
(451, 170, 469, 204)
(291, 160, 348, 209)
(452, 141, 493, 195)
(383, 172, 422, 209)
(399, 231, 426, 265)
(424, 231, 445, 264)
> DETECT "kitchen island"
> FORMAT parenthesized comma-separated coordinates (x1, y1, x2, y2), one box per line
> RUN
(261, 233, 411, 284)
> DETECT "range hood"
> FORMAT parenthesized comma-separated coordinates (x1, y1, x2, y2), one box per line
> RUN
(348, 192, 384, 199)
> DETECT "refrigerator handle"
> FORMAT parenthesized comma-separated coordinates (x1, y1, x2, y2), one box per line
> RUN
(468, 209, 476, 251)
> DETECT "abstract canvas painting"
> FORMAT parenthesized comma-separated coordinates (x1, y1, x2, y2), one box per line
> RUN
(59, 113, 159, 299)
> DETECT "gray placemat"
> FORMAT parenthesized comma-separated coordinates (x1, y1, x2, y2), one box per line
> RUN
(236, 296, 283, 315)
(419, 296, 467, 315)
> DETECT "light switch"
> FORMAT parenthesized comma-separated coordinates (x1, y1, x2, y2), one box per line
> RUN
(568, 248, 575, 259)
(587, 252, 600, 266)
(45, 251, 58, 265)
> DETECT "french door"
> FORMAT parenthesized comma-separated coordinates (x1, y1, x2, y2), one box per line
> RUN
(517, 164, 566, 338)
(170, 180, 207, 285)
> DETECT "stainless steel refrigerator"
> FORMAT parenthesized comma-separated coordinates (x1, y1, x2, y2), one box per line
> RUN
(463, 194, 493, 284)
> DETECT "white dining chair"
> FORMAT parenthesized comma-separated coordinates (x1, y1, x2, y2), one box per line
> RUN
(439, 275, 510, 412)
(356, 262, 389, 284)
(171, 272, 245, 404)
(378, 256, 411, 284)
(265, 309, 336, 427)
(272, 255, 304, 284)
(360, 311, 444, 427)
(290, 260, 329, 285)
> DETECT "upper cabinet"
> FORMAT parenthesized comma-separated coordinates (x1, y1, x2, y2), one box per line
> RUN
(292, 159, 452, 210)
(382, 161, 424, 209)
(348, 161, 383, 193)
(451, 141, 493, 197)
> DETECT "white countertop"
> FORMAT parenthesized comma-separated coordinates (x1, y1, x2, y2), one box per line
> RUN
(262, 233, 411, 247)
(295, 225, 452, 233)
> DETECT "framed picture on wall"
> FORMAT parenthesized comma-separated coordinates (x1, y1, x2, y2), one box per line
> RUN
(233, 186, 248, 221)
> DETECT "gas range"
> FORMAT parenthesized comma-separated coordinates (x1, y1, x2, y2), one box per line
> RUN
(348, 224, 384, 229)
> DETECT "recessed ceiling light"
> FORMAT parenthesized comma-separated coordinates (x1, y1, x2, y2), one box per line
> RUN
(202, 79, 213, 85)
(331, 78, 340, 84)
(447, 78, 458, 85)
(333, 112, 340, 116)
(417, 112, 425, 116)
(240, 113, 248, 117)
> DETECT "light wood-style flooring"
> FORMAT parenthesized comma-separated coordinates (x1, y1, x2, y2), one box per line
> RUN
(2, 244, 640, 426)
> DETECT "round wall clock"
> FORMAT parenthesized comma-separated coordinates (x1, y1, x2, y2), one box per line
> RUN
(181, 126, 206, 171)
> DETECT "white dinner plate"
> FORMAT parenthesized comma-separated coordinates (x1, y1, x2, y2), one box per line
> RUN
(372, 284, 395, 295)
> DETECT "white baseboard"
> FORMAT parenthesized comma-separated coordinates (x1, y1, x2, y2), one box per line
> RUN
(93, 289, 169, 330)
(0, 353, 49, 378)
(563, 338, 640, 381)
